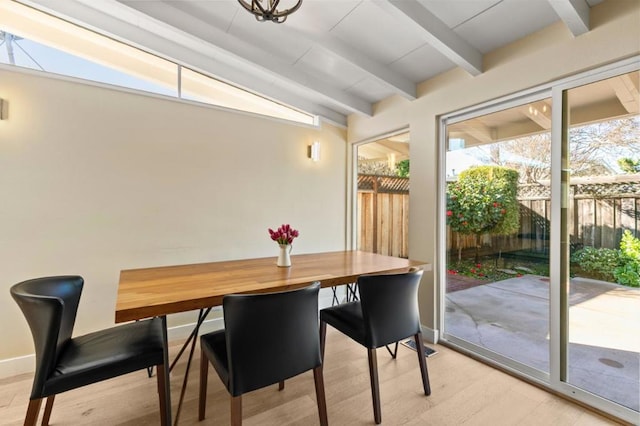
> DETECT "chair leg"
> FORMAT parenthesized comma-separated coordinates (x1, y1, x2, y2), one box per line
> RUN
(199, 349, 209, 421)
(414, 333, 431, 396)
(24, 398, 42, 426)
(313, 366, 329, 426)
(230, 395, 242, 426)
(41, 395, 55, 426)
(367, 348, 382, 425)
(159, 316, 172, 424)
(156, 364, 169, 426)
(319, 321, 327, 361)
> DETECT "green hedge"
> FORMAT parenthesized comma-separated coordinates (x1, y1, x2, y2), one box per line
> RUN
(571, 231, 640, 287)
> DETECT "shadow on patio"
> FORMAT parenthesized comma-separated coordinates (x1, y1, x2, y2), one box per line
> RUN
(445, 275, 640, 412)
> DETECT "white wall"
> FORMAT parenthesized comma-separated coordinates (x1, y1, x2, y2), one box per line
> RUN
(0, 67, 347, 365)
(348, 0, 640, 333)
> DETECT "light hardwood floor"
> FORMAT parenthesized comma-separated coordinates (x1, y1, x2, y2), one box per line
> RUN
(0, 327, 622, 425)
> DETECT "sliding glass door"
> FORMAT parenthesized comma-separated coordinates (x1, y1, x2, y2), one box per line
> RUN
(561, 71, 640, 413)
(444, 96, 552, 377)
(441, 62, 639, 422)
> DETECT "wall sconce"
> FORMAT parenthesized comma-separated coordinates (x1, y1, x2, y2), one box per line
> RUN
(308, 141, 321, 162)
(0, 98, 5, 120)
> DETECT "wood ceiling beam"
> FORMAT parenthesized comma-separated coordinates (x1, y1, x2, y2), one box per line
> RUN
(451, 119, 494, 144)
(520, 101, 552, 130)
(358, 143, 408, 162)
(376, 140, 409, 154)
(315, 33, 416, 100)
(570, 98, 630, 126)
(375, 0, 483, 76)
(548, 0, 590, 37)
(608, 74, 639, 113)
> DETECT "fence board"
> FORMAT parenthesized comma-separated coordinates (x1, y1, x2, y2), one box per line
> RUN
(600, 199, 616, 249)
(378, 194, 390, 255)
(620, 198, 638, 235)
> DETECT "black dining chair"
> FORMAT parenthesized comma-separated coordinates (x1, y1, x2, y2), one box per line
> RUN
(319, 269, 430, 424)
(10, 275, 170, 426)
(198, 282, 328, 426)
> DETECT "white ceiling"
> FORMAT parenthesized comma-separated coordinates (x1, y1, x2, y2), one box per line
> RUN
(18, 0, 604, 126)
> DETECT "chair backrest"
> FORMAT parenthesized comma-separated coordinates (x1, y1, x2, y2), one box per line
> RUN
(358, 269, 424, 348)
(10, 276, 84, 399)
(223, 282, 321, 396)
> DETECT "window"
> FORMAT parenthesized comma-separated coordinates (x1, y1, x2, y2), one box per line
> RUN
(181, 68, 316, 125)
(0, 1, 316, 125)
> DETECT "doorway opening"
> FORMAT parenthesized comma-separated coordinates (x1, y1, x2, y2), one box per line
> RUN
(356, 132, 410, 258)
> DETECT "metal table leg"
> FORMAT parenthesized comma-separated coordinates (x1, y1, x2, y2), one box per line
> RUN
(173, 307, 212, 426)
(346, 283, 359, 302)
(331, 286, 340, 306)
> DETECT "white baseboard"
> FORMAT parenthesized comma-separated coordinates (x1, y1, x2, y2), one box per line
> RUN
(0, 317, 225, 380)
(0, 354, 35, 380)
(421, 325, 439, 344)
(166, 317, 224, 341)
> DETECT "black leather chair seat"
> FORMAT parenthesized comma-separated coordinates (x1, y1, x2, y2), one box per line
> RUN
(46, 317, 164, 396)
(198, 283, 328, 425)
(11, 275, 170, 426)
(200, 330, 229, 391)
(319, 270, 430, 424)
(320, 302, 367, 347)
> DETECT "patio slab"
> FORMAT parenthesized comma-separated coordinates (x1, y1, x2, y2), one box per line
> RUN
(445, 275, 640, 412)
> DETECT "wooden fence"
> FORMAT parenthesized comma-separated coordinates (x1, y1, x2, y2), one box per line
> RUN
(358, 174, 640, 259)
(357, 175, 409, 258)
(515, 176, 640, 253)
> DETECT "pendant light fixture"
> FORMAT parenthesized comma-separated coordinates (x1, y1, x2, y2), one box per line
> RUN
(237, 0, 303, 23)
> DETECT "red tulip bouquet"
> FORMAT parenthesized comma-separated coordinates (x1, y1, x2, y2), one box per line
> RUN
(268, 224, 299, 267)
(268, 224, 299, 246)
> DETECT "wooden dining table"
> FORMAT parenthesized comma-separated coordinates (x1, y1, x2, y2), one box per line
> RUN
(115, 250, 429, 323)
(115, 250, 429, 424)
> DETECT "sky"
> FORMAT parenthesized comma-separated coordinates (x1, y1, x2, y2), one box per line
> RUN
(0, 30, 175, 96)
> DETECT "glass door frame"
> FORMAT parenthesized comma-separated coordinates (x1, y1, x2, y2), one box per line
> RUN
(437, 56, 640, 423)
(438, 89, 554, 385)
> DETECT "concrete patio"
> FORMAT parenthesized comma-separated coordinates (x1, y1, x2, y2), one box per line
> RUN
(445, 275, 640, 411)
